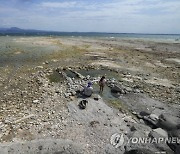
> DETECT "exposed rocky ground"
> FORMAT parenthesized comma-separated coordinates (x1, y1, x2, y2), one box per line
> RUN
(0, 36, 179, 154)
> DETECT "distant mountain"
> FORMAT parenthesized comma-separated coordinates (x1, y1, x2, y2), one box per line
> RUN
(0, 27, 45, 34)
(0, 28, 8, 31)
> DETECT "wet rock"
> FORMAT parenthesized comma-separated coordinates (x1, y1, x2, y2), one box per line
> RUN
(111, 85, 122, 93)
(111, 85, 126, 94)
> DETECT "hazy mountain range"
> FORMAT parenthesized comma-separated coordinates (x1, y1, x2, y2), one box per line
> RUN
(0, 27, 46, 33)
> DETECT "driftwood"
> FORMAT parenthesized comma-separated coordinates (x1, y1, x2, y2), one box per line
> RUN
(14, 114, 35, 124)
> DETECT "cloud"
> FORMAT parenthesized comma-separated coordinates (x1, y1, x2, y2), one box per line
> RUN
(0, 0, 180, 33)
(41, 1, 77, 8)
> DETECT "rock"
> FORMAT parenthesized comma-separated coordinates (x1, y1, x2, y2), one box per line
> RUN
(149, 114, 159, 121)
(123, 116, 134, 123)
(45, 61, 49, 64)
(157, 114, 178, 131)
(126, 126, 174, 154)
(111, 85, 122, 93)
(134, 89, 140, 93)
(70, 90, 76, 96)
(132, 111, 137, 115)
(150, 128, 168, 138)
(168, 129, 180, 138)
(111, 85, 126, 94)
(86, 75, 90, 80)
(168, 129, 180, 152)
(64, 93, 70, 98)
(33, 100, 39, 104)
(142, 114, 159, 126)
(129, 123, 152, 137)
(139, 111, 151, 117)
(94, 94, 101, 101)
(35, 66, 43, 69)
(125, 87, 133, 92)
(130, 125, 137, 131)
(175, 86, 180, 93)
(148, 129, 174, 154)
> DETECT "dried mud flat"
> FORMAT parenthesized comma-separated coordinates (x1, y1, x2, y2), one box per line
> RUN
(0, 36, 179, 154)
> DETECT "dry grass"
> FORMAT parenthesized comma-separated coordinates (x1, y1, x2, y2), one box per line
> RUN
(47, 45, 86, 60)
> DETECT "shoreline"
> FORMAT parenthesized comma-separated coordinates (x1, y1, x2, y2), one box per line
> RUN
(0, 36, 179, 153)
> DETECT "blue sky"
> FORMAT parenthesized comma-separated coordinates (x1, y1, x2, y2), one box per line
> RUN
(0, 0, 180, 33)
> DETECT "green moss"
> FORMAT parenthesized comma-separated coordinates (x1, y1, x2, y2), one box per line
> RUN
(108, 100, 123, 110)
(107, 99, 131, 114)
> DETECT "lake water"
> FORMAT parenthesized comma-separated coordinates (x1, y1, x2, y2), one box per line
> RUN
(1, 32, 180, 42)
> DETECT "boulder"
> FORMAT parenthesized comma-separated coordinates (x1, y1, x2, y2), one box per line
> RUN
(148, 130, 174, 154)
(152, 128, 168, 138)
(149, 114, 159, 121)
(111, 85, 122, 93)
(157, 114, 178, 131)
(139, 111, 151, 117)
(142, 114, 159, 127)
(111, 85, 126, 94)
(168, 129, 180, 152)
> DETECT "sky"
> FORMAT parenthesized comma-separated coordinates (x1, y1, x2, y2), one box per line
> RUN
(0, 0, 180, 34)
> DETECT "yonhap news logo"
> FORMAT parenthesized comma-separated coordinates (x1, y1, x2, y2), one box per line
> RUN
(110, 133, 180, 148)
(110, 133, 125, 148)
